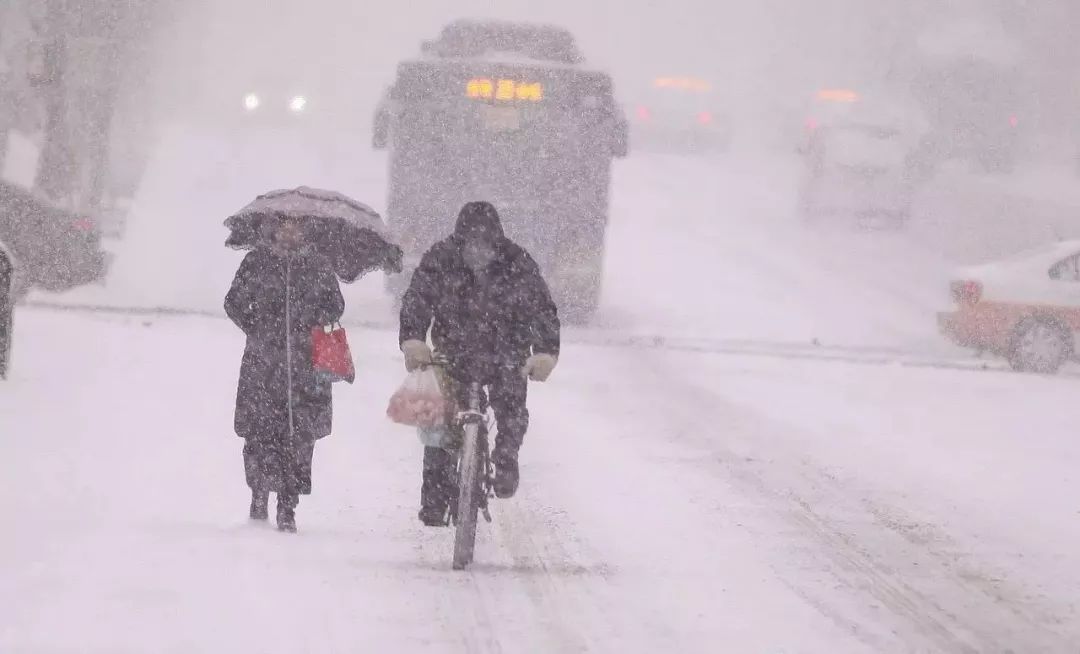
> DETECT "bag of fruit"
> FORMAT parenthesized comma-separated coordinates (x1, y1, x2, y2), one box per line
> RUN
(386, 366, 449, 428)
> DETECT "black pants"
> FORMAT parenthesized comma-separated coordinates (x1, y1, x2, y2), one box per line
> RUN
(244, 436, 315, 508)
(421, 366, 528, 511)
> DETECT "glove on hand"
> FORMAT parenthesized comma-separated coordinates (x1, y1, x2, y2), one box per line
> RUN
(402, 339, 433, 372)
(384, 246, 404, 274)
(523, 353, 558, 382)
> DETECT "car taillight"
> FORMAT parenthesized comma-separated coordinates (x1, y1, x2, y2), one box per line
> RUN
(697, 111, 713, 125)
(805, 117, 819, 131)
(72, 218, 95, 232)
(1009, 114, 1019, 128)
(951, 280, 982, 305)
(636, 106, 651, 121)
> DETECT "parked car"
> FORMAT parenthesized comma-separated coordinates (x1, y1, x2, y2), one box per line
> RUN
(938, 240, 1080, 373)
(0, 180, 109, 298)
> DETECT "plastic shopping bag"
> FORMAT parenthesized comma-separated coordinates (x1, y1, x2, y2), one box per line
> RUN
(417, 425, 457, 449)
(386, 367, 448, 428)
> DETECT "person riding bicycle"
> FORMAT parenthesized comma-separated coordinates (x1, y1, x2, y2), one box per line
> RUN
(399, 201, 560, 526)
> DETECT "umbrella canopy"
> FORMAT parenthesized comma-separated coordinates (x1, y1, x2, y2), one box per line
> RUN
(228, 186, 385, 233)
(225, 186, 402, 282)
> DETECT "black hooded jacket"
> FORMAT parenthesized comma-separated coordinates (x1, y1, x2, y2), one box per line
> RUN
(400, 202, 560, 381)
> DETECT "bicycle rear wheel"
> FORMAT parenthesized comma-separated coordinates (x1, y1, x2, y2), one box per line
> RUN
(452, 420, 482, 570)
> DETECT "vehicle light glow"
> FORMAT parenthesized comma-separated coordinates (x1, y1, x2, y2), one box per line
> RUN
(1009, 114, 1019, 128)
(951, 280, 983, 305)
(467, 79, 543, 102)
(243, 93, 261, 111)
(816, 89, 859, 103)
(654, 77, 711, 92)
(636, 106, 651, 121)
(697, 111, 713, 125)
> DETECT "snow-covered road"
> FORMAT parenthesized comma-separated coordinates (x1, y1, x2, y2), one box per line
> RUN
(3, 308, 1078, 652)
(5, 128, 1080, 651)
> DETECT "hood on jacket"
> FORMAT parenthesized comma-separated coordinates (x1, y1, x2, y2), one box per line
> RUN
(454, 201, 505, 242)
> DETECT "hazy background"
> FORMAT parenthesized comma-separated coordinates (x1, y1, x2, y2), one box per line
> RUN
(132, 0, 1077, 155)
(6, 0, 1078, 199)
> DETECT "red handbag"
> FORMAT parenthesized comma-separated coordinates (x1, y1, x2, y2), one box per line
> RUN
(312, 323, 355, 384)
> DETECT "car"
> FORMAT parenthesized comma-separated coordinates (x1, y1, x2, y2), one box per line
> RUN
(175, 65, 340, 134)
(237, 87, 312, 122)
(0, 180, 109, 298)
(937, 240, 1080, 373)
(798, 93, 924, 227)
(373, 19, 628, 322)
(213, 73, 319, 128)
(627, 77, 732, 154)
(798, 88, 863, 154)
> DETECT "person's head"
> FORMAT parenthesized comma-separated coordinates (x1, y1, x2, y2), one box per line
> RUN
(454, 201, 503, 242)
(263, 216, 306, 252)
(454, 201, 503, 271)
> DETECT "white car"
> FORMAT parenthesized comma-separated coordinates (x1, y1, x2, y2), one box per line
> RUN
(938, 240, 1080, 373)
(798, 91, 927, 227)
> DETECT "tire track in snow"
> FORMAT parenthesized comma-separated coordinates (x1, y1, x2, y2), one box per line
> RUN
(486, 502, 644, 653)
(618, 348, 1077, 652)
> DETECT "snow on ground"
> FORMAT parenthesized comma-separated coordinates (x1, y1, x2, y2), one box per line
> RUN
(3, 307, 1077, 652)
(9, 126, 1080, 651)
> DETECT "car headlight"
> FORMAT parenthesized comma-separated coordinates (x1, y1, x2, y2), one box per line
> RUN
(289, 95, 308, 113)
(243, 93, 261, 112)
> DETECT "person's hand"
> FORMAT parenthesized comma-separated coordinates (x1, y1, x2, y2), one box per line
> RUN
(401, 339, 433, 372)
(523, 353, 557, 382)
(384, 246, 404, 274)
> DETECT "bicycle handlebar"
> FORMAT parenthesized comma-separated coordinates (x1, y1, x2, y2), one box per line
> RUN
(421, 354, 522, 375)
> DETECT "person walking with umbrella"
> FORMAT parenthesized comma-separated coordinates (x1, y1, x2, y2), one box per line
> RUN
(225, 187, 401, 532)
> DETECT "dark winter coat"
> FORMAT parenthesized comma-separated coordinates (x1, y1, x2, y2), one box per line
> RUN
(225, 248, 345, 442)
(400, 202, 560, 382)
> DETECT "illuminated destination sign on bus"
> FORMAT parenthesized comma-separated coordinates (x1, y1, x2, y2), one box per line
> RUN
(466, 78, 544, 102)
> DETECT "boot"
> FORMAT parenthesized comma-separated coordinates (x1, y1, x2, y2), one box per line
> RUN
(418, 504, 447, 527)
(419, 447, 453, 526)
(249, 490, 269, 521)
(491, 446, 520, 499)
(276, 495, 298, 533)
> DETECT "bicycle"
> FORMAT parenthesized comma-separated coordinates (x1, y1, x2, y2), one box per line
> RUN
(450, 379, 493, 570)
(421, 360, 495, 570)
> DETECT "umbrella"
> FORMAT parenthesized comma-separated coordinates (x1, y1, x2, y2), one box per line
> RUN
(226, 186, 402, 282)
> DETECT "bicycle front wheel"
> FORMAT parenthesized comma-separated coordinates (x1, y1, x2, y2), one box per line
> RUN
(452, 421, 482, 570)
